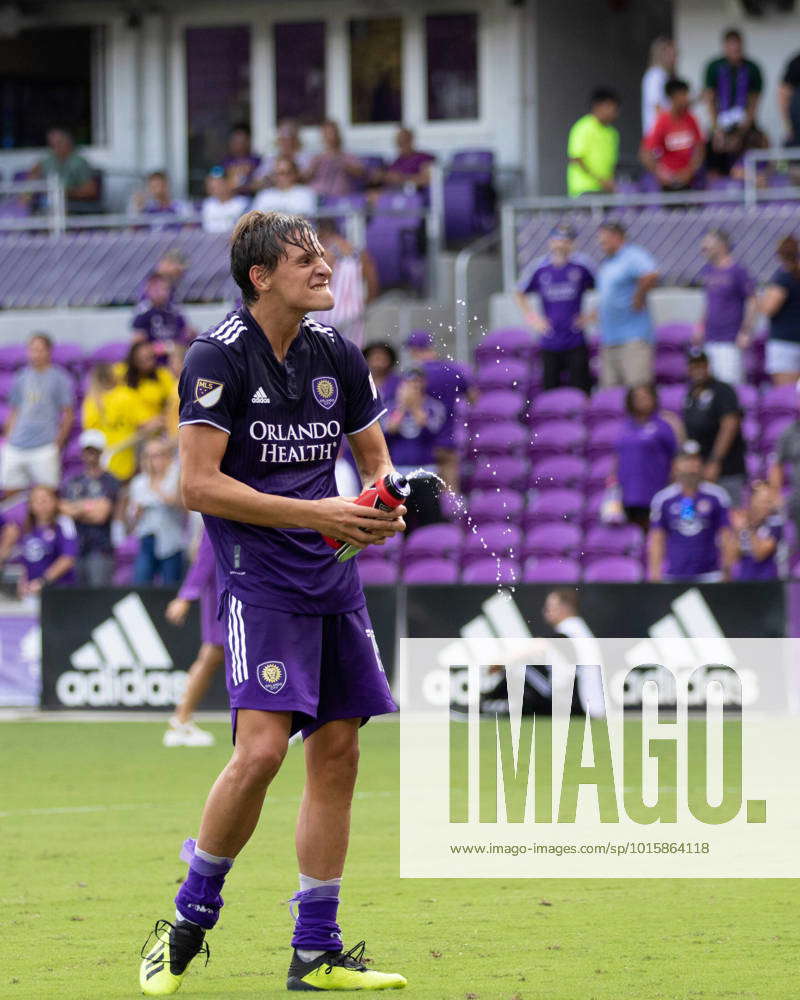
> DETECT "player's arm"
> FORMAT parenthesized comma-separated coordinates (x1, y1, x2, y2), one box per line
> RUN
(179, 424, 401, 548)
(347, 420, 395, 491)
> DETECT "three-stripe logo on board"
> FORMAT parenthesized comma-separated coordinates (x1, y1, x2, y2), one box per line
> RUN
(227, 595, 249, 685)
(70, 592, 173, 670)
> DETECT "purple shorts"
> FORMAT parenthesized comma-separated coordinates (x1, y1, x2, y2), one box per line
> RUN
(201, 585, 225, 646)
(222, 594, 398, 740)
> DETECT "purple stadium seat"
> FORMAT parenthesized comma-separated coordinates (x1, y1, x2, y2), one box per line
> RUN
(468, 390, 524, 426)
(462, 523, 522, 566)
(587, 453, 616, 492)
(89, 341, 130, 365)
(0, 371, 16, 396)
(759, 385, 798, 420)
(403, 523, 463, 565)
(583, 523, 644, 559)
(444, 150, 496, 243)
(403, 558, 460, 584)
(655, 323, 693, 351)
(467, 490, 525, 524)
(474, 328, 535, 364)
(588, 386, 626, 423)
(522, 556, 580, 583)
(523, 522, 582, 559)
(658, 384, 686, 413)
(762, 416, 794, 451)
(735, 384, 759, 411)
(51, 342, 84, 369)
(587, 420, 623, 460)
(524, 488, 584, 527)
(0, 344, 27, 370)
(531, 420, 586, 458)
(583, 489, 607, 526)
(357, 560, 399, 585)
(528, 387, 587, 423)
(468, 421, 529, 456)
(462, 558, 519, 585)
(583, 556, 643, 582)
(471, 456, 529, 492)
(529, 455, 588, 489)
(356, 531, 403, 562)
(475, 357, 531, 393)
(654, 351, 688, 384)
(366, 193, 426, 291)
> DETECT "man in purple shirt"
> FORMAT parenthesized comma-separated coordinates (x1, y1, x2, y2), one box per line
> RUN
(138, 210, 407, 995)
(648, 442, 735, 582)
(697, 229, 756, 385)
(515, 224, 595, 393)
(131, 273, 189, 349)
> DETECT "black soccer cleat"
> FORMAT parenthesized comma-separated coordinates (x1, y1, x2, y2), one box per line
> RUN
(286, 939, 407, 991)
(139, 918, 210, 995)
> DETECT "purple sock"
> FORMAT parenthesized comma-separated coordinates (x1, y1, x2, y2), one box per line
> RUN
(174, 838, 234, 930)
(289, 883, 342, 951)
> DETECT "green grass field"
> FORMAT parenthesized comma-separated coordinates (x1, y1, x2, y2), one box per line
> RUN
(0, 719, 794, 1000)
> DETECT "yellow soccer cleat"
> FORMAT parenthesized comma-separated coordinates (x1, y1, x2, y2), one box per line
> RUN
(286, 940, 407, 991)
(139, 919, 209, 996)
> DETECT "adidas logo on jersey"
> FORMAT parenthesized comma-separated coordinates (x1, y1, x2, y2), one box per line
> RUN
(251, 386, 271, 404)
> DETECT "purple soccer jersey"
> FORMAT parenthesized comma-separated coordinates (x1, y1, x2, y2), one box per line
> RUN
(178, 529, 224, 646)
(132, 305, 188, 344)
(617, 416, 677, 508)
(19, 516, 79, 584)
(650, 483, 730, 579)
(518, 256, 595, 351)
(700, 262, 755, 343)
(735, 515, 782, 581)
(178, 309, 386, 615)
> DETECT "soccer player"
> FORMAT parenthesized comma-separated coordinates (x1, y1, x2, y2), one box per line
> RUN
(139, 210, 407, 994)
(162, 529, 223, 748)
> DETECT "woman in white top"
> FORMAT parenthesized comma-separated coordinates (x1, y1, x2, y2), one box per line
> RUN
(251, 158, 316, 217)
(128, 438, 186, 584)
(200, 169, 250, 234)
(642, 37, 677, 135)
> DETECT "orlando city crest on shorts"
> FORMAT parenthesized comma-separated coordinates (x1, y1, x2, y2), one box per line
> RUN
(194, 378, 224, 408)
(256, 661, 287, 694)
(311, 376, 338, 410)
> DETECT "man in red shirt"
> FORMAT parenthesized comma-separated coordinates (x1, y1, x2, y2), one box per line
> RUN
(641, 78, 704, 191)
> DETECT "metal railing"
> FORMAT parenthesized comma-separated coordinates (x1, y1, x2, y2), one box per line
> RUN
(742, 146, 800, 207)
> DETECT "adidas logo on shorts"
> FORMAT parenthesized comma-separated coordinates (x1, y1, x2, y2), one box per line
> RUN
(251, 386, 271, 404)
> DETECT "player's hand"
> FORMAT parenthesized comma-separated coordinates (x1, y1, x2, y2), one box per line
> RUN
(165, 597, 191, 626)
(309, 497, 407, 549)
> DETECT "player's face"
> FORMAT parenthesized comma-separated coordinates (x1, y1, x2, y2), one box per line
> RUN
(271, 241, 334, 312)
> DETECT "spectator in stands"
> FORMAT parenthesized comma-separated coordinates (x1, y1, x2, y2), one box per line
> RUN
(222, 124, 262, 195)
(29, 127, 98, 204)
(128, 438, 185, 585)
(683, 347, 746, 506)
(640, 78, 704, 192)
(648, 441, 735, 582)
(154, 249, 188, 301)
(760, 235, 800, 385)
(17, 485, 78, 596)
(779, 50, 800, 146)
(305, 120, 366, 199)
(1, 333, 74, 496)
(254, 119, 313, 187)
(307, 218, 379, 348)
(768, 387, 800, 542)
(405, 331, 477, 491)
(703, 28, 764, 178)
(363, 342, 400, 403)
(82, 363, 155, 482)
(616, 385, 678, 530)
(384, 367, 447, 473)
(251, 158, 316, 217)
(131, 272, 190, 351)
(696, 229, 757, 386)
(514, 224, 594, 393)
(60, 429, 120, 586)
(0, 513, 20, 567)
(593, 222, 659, 388)
(566, 88, 620, 198)
(380, 127, 435, 191)
(731, 482, 782, 581)
(132, 170, 190, 220)
(200, 168, 250, 234)
(641, 36, 677, 136)
(120, 341, 176, 425)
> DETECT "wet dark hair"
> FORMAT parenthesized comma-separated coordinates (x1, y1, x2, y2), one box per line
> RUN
(625, 382, 659, 415)
(665, 77, 689, 98)
(363, 341, 398, 369)
(230, 210, 322, 305)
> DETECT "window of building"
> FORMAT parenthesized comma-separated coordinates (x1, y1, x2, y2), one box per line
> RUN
(185, 25, 251, 194)
(349, 18, 402, 124)
(425, 13, 479, 121)
(274, 22, 326, 125)
(0, 26, 102, 148)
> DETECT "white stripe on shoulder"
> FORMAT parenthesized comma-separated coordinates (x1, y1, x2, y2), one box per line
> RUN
(650, 482, 680, 515)
(178, 418, 231, 435)
(210, 315, 247, 345)
(304, 317, 337, 341)
(346, 409, 387, 436)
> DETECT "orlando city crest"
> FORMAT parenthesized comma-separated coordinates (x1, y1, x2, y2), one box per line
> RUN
(194, 378, 224, 408)
(312, 376, 338, 410)
(256, 660, 287, 694)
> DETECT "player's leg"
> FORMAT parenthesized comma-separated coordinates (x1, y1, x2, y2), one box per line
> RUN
(164, 642, 224, 747)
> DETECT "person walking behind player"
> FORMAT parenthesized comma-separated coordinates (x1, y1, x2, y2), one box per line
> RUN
(162, 529, 223, 748)
(138, 210, 407, 994)
(515, 224, 595, 393)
